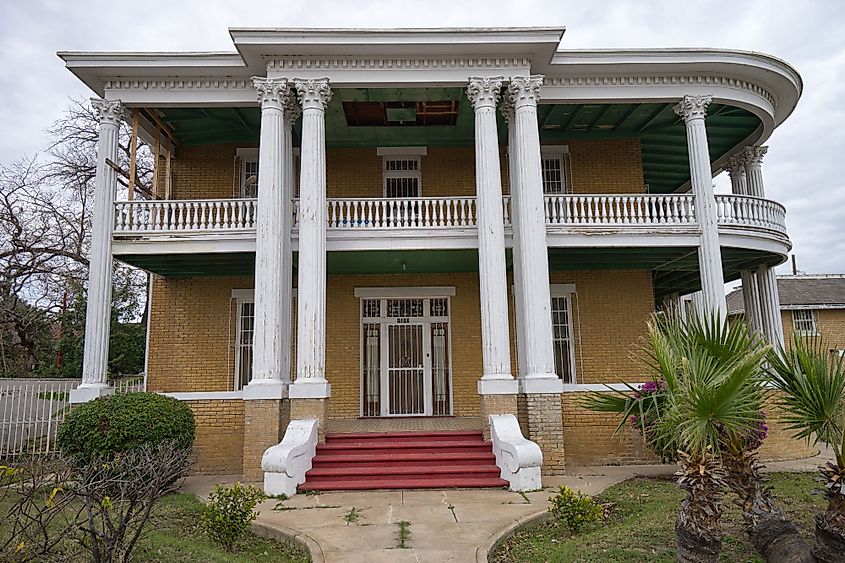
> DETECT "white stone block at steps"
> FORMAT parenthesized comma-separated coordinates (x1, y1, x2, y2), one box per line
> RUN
(262, 418, 319, 498)
(489, 414, 542, 491)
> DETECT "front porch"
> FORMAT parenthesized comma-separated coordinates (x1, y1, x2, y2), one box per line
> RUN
(327, 416, 482, 434)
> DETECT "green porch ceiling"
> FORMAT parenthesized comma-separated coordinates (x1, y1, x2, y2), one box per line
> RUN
(116, 246, 781, 299)
(155, 88, 761, 194)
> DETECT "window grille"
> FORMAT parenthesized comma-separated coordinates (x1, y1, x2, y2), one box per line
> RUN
(235, 301, 255, 390)
(383, 156, 421, 198)
(792, 309, 818, 336)
(551, 295, 576, 383)
(386, 298, 424, 318)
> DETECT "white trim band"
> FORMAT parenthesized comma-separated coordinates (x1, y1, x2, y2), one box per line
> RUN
(354, 286, 456, 298)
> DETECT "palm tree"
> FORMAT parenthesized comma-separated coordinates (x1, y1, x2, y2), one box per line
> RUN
(587, 312, 812, 562)
(768, 336, 845, 563)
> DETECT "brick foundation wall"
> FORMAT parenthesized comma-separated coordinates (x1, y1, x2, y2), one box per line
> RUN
(518, 393, 566, 473)
(186, 399, 245, 475)
(290, 398, 329, 442)
(242, 399, 290, 482)
(561, 392, 660, 466)
(479, 393, 518, 440)
(757, 390, 818, 461)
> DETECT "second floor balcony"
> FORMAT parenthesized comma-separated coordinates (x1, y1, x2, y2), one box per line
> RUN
(111, 193, 788, 254)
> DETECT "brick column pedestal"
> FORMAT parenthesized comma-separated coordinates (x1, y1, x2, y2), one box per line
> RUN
(242, 399, 290, 482)
(518, 393, 565, 474)
(290, 398, 329, 443)
(479, 393, 518, 440)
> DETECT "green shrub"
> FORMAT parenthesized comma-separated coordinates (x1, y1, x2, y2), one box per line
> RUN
(549, 485, 603, 532)
(201, 482, 266, 551)
(57, 392, 195, 460)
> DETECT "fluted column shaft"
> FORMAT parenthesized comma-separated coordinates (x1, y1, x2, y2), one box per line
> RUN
(246, 78, 291, 399)
(73, 98, 124, 403)
(743, 145, 784, 346)
(289, 78, 331, 399)
(675, 95, 727, 318)
(467, 77, 514, 393)
(503, 98, 528, 379)
(509, 76, 559, 393)
(725, 155, 763, 334)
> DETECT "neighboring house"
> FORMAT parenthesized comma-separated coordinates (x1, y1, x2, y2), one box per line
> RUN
(728, 275, 845, 352)
(59, 27, 810, 491)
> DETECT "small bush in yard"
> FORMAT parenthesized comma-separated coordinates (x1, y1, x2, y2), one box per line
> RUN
(57, 392, 195, 461)
(549, 485, 603, 532)
(201, 482, 266, 551)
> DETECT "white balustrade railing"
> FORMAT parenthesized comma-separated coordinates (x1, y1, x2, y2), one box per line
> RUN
(544, 194, 697, 225)
(715, 194, 788, 235)
(111, 194, 787, 235)
(114, 199, 257, 233)
(294, 197, 479, 229)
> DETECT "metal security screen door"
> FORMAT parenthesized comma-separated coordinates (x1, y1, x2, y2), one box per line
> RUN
(361, 296, 452, 417)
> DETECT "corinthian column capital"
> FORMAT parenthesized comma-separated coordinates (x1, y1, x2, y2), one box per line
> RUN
(673, 95, 712, 123)
(294, 78, 332, 111)
(742, 145, 768, 167)
(507, 75, 544, 109)
(466, 76, 504, 110)
(724, 154, 746, 178)
(90, 98, 125, 126)
(252, 77, 290, 110)
(282, 88, 301, 124)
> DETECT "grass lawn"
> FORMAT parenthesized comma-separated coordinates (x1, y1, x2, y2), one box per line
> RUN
(492, 472, 826, 563)
(1, 491, 309, 563)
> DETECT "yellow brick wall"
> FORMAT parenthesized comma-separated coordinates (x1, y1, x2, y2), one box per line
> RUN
(550, 270, 655, 384)
(565, 138, 645, 194)
(186, 399, 244, 474)
(781, 308, 845, 349)
(147, 276, 253, 393)
(166, 139, 640, 200)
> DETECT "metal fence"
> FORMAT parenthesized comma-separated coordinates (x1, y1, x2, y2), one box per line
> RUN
(0, 377, 145, 458)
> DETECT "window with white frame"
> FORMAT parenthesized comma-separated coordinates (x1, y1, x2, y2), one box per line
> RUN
(540, 146, 571, 194)
(232, 289, 296, 390)
(379, 148, 426, 198)
(792, 309, 819, 336)
(237, 148, 259, 198)
(237, 148, 301, 198)
(550, 284, 577, 384)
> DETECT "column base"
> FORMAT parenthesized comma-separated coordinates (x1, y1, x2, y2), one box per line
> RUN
(243, 380, 289, 400)
(290, 397, 329, 443)
(518, 392, 565, 474)
(477, 378, 518, 395)
(518, 376, 563, 395)
(69, 385, 114, 404)
(479, 392, 518, 440)
(288, 380, 331, 399)
(243, 399, 290, 482)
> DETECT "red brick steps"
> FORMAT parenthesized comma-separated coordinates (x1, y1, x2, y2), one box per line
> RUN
(300, 429, 508, 491)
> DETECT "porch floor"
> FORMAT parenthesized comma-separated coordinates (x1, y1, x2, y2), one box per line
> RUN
(326, 416, 482, 434)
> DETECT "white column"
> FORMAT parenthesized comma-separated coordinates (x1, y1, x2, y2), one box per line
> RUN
(508, 75, 560, 393)
(282, 92, 299, 382)
(743, 145, 784, 346)
(743, 145, 768, 198)
(758, 265, 784, 347)
(288, 78, 331, 399)
(724, 155, 763, 335)
(244, 78, 292, 399)
(467, 77, 516, 395)
(502, 96, 528, 379)
(72, 98, 124, 404)
(674, 95, 727, 319)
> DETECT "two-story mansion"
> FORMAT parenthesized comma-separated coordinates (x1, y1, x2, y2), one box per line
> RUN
(61, 27, 811, 492)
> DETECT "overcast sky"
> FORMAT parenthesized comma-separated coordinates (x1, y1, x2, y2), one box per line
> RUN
(1, 0, 843, 279)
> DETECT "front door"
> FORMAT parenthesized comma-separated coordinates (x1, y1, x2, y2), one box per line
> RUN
(360, 296, 452, 417)
(386, 323, 428, 416)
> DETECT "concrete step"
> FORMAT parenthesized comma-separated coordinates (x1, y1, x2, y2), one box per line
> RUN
(326, 430, 483, 443)
(306, 464, 502, 483)
(316, 440, 491, 455)
(299, 476, 509, 491)
(310, 451, 497, 468)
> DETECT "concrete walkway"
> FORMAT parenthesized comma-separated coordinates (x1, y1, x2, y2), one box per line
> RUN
(180, 448, 833, 563)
